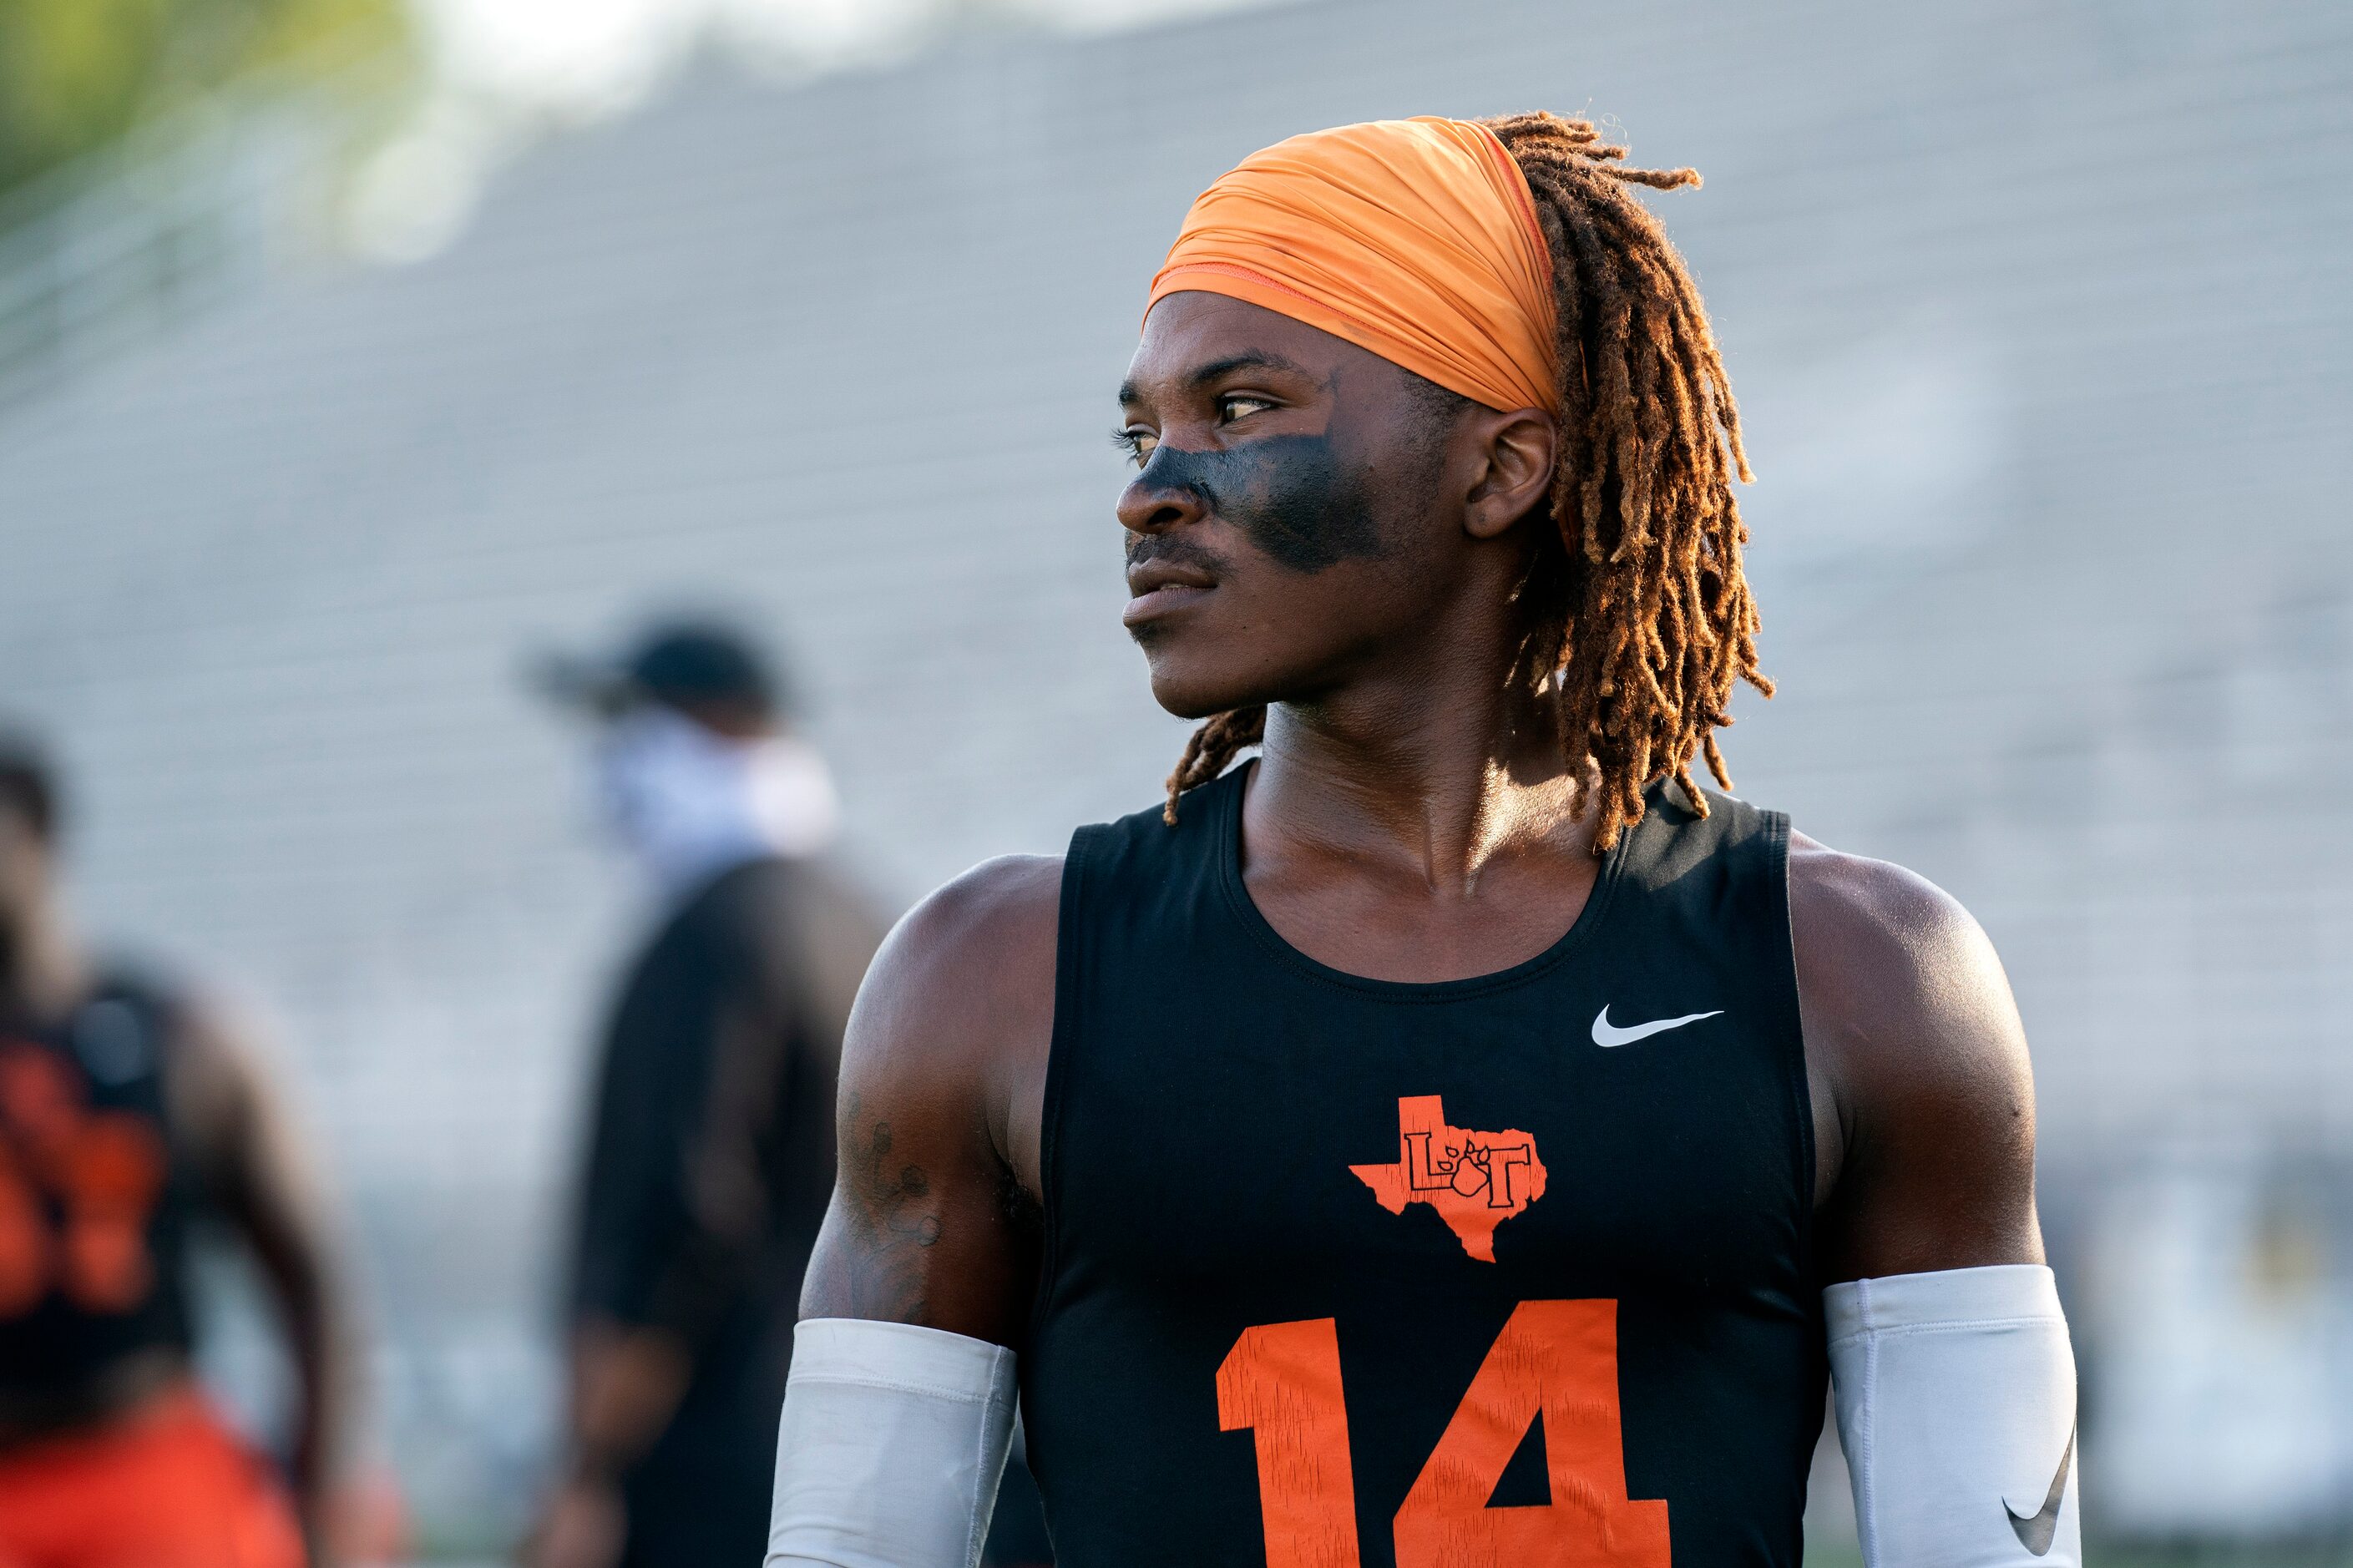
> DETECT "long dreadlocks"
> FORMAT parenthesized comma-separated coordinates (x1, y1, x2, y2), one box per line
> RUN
(1161, 111, 1770, 852)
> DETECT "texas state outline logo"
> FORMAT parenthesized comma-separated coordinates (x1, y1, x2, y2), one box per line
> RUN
(1350, 1094, 1548, 1262)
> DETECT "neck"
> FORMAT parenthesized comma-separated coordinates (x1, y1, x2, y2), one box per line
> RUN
(0, 903, 86, 1022)
(1247, 600, 1591, 896)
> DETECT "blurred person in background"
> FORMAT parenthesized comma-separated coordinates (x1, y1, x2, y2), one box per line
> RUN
(0, 729, 357, 1568)
(526, 622, 892, 1568)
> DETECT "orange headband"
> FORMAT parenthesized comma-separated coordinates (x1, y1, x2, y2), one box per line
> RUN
(1146, 117, 1560, 416)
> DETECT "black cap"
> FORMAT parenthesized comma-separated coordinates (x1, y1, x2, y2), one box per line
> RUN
(534, 620, 784, 721)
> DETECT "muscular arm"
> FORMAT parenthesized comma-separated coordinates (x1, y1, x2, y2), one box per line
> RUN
(1792, 832, 2044, 1283)
(172, 1004, 352, 1538)
(1794, 836, 2076, 1564)
(1788, 847, 2070, 1554)
(797, 854, 1060, 1344)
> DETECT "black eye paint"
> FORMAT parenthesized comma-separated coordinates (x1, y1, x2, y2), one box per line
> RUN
(1135, 435, 1387, 573)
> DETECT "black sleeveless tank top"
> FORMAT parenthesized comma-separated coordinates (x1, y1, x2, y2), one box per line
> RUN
(1023, 767, 1824, 1566)
(0, 973, 199, 1398)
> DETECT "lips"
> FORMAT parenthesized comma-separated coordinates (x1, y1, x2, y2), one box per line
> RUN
(1123, 560, 1217, 625)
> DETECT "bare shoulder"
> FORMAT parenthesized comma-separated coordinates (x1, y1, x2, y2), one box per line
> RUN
(158, 991, 336, 1250)
(1787, 833, 2027, 1093)
(1787, 832, 2043, 1281)
(802, 854, 1062, 1336)
(161, 993, 268, 1165)
(843, 852, 1063, 1090)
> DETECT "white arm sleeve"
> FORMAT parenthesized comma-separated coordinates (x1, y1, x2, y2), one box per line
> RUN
(1826, 1264, 2080, 1568)
(766, 1318, 1018, 1568)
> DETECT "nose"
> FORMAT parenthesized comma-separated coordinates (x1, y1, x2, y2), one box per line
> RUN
(1116, 448, 1209, 536)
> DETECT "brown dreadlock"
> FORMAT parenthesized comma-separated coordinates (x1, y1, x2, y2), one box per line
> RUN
(1161, 111, 1771, 852)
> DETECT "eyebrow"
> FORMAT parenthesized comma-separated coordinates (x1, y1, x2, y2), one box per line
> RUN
(1119, 351, 1316, 407)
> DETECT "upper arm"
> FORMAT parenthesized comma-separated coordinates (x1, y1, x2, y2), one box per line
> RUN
(1790, 835, 2043, 1284)
(169, 1001, 339, 1302)
(796, 854, 1061, 1346)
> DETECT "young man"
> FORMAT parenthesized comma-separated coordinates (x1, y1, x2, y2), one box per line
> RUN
(767, 114, 2079, 1567)
(529, 624, 888, 1568)
(0, 731, 352, 1568)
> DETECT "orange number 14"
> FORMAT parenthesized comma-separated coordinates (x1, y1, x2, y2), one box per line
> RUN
(1216, 1301, 1671, 1568)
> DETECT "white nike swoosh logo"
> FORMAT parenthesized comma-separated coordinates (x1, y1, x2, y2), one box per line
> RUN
(1591, 1006, 1723, 1048)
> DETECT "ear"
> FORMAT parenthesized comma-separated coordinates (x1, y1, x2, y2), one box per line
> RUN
(1460, 408, 1557, 541)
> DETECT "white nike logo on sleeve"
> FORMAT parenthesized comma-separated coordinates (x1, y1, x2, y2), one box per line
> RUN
(1590, 1006, 1723, 1048)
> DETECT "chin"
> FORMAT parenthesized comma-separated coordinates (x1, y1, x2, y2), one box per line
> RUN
(1144, 658, 1273, 721)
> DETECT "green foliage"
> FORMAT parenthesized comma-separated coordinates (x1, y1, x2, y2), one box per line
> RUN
(0, 0, 410, 199)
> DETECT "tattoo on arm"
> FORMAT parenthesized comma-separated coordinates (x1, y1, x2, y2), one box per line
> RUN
(836, 1093, 944, 1323)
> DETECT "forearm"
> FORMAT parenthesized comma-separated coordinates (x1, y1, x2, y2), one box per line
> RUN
(286, 1277, 350, 1510)
(170, 1004, 357, 1525)
(251, 1232, 357, 1562)
(772, 1104, 1037, 1564)
(563, 1318, 692, 1480)
(772, 1191, 1029, 1567)
(767, 1319, 1016, 1568)
(773, 1156, 1036, 1566)
(1829, 1264, 2079, 1566)
(226, 1142, 354, 1527)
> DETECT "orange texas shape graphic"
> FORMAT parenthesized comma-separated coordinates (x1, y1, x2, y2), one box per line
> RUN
(1350, 1095, 1548, 1263)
